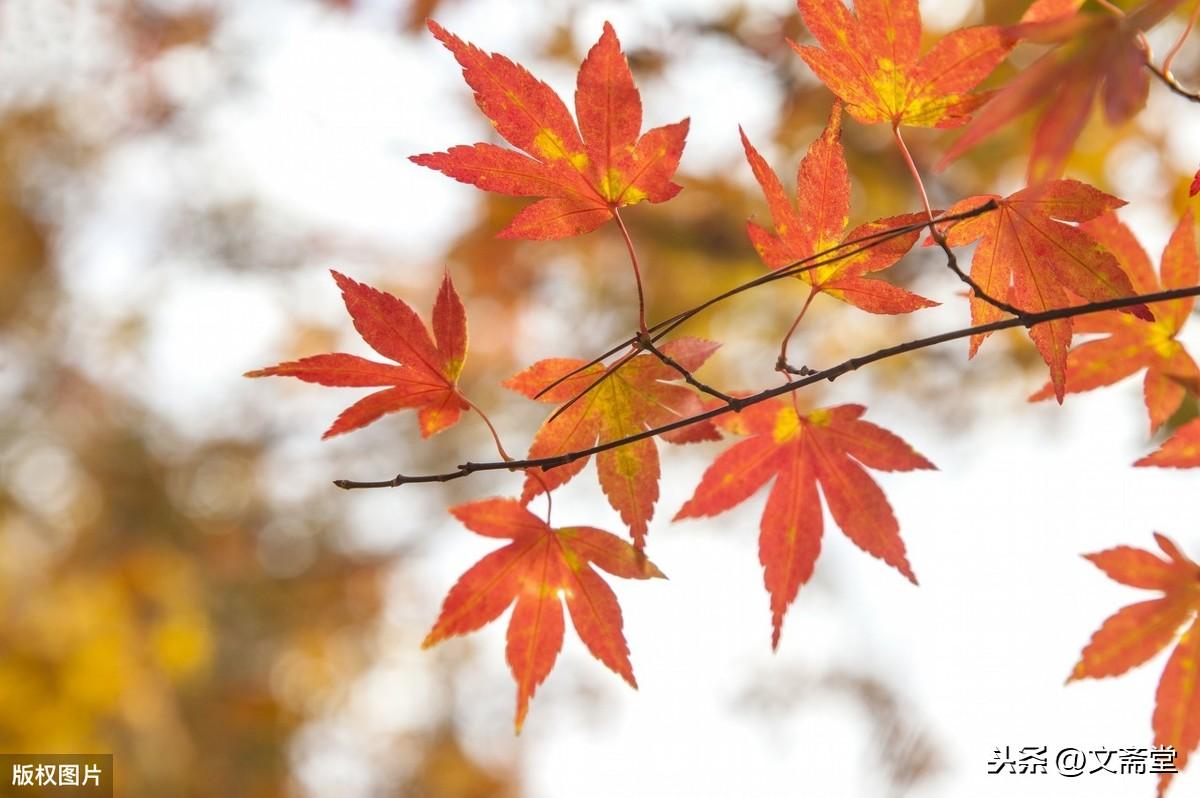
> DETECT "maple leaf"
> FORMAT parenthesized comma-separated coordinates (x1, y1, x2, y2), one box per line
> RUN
(941, 0, 1183, 182)
(1070, 533, 1200, 796)
(411, 21, 688, 240)
(792, 0, 1016, 129)
(740, 102, 937, 314)
(245, 270, 470, 438)
(675, 399, 935, 648)
(1029, 210, 1200, 431)
(422, 498, 665, 732)
(1136, 419, 1200, 468)
(938, 180, 1152, 401)
(504, 339, 720, 548)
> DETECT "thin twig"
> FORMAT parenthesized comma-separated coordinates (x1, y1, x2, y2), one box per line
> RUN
(543, 347, 637, 425)
(465, 397, 513, 462)
(927, 227, 1029, 319)
(892, 124, 1024, 318)
(333, 283, 1200, 490)
(529, 201, 1000, 403)
(635, 331, 743, 409)
(776, 286, 818, 375)
(1148, 61, 1200, 101)
(1162, 0, 1200, 76)
(613, 207, 649, 334)
(531, 335, 638, 399)
(647, 201, 1002, 347)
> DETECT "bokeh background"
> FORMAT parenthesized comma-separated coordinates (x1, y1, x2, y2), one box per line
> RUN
(1, 0, 1199, 796)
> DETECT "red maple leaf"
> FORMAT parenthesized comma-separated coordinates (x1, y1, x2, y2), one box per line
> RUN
(1070, 533, 1200, 796)
(675, 399, 935, 648)
(740, 101, 936, 314)
(245, 271, 469, 438)
(411, 21, 688, 240)
(504, 339, 719, 549)
(793, 0, 1015, 128)
(1029, 210, 1200, 431)
(422, 498, 664, 731)
(1137, 419, 1200, 468)
(941, 0, 1183, 182)
(938, 180, 1152, 401)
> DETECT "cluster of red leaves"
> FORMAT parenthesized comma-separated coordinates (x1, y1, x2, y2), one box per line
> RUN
(246, 0, 1200, 761)
(1071, 534, 1200, 797)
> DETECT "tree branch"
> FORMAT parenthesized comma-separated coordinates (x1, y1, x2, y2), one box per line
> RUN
(635, 331, 743, 409)
(927, 226, 1029, 319)
(333, 284, 1200, 490)
(1147, 62, 1200, 102)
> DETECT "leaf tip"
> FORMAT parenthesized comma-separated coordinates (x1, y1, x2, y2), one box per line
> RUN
(1052, 380, 1066, 405)
(513, 698, 530, 735)
(1065, 660, 1086, 684)
(425, 17, 450, 42)
(329, 268, 355, 295)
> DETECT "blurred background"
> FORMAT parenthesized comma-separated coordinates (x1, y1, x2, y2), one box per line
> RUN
(0, 0, 1198, 796)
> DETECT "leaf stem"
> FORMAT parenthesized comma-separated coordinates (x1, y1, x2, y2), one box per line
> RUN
(613, 207, 649, 335)
(468, 397, 553, 522)
(1095, 0, 1152, 54)
(529, 471, 553, 525)
(1162, 0, 1200, 77)
(893, 124, 1025, 318)
(892, 124, 934, 223)
(777, 285, 819, 376)
(465, 397, 512, 462)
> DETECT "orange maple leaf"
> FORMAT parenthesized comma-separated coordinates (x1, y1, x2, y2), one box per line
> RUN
(411, 21, 688, 240)
(1029, 210, 1200, 431)
(504, 339, 719, 549)
(245, 271, 469, 438)
(740, 101, 937, 314)
(792, 0, 1015, 128)
(675, 399, 935, 648)
(941, 0, 1184, 182)
(1070, 533, 1200, 796)
(1137, 419, 1200, 468)
(423, 498, 664, 732)
(938, 180, 1151, 401)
